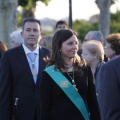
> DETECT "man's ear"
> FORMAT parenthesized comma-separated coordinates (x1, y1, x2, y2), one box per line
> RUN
(21, 31, 23, 36)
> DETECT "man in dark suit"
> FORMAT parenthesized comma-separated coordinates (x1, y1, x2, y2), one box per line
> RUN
(0, 18, 50, 120)
(98, 56, 120, 120)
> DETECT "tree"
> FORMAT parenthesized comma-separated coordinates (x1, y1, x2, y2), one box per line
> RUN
(0, 0, 50, 48)
(0, 0, 18, 47)
(73, 10, 120, 42)
(95, 0, 118, 39)
(18, 0, 51, 20)
(95, 0, 112, 39)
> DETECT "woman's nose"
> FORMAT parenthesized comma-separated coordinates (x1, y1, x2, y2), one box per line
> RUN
(73, 44, 78, 49)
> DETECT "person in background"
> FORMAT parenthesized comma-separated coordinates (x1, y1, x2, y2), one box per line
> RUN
(84, 30, 104, 44)
(39, 35, 53, 50)
(98, 55, 120, 120)
(10, 30, 23, 48)
(40, 29, 100, 120)
(0, 41, 8, 60)
(40, 20, 68, 50)
(0, 18, 50, 120)
(54, 20, 68, 33)
(104, 33, 120, 60)
(83, 30, 108, 62)
(82, 40, 105, 98)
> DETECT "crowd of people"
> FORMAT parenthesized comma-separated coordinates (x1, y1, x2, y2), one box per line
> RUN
(0, 18, 120, 120)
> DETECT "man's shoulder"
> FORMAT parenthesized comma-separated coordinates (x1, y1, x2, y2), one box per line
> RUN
(107, 56, 120, 66)
(40, 46, 51, 54)
(102, 56, 120, 71)
(5, 45, 22, 54)
(2, 46, 23, 59)
(40, 46, 50, 51)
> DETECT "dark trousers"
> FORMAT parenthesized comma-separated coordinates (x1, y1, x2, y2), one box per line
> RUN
(34, 110, 37, 120)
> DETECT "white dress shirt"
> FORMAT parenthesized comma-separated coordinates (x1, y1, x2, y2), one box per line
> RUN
(22, 44, 39, 73)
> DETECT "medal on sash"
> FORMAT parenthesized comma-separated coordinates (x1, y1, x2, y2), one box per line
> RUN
(61, 80, 68, 87)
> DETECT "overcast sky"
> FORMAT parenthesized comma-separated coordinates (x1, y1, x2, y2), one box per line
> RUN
(35, 0, 120, 21)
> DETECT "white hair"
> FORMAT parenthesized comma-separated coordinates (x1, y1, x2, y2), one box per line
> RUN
(84, 31, 104, 43)
(10, 30, 23, 44)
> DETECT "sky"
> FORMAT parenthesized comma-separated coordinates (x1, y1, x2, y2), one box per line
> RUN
(35, 0, 120, 21)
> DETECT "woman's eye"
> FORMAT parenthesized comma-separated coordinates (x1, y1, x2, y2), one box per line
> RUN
(68, 42, 73, 45)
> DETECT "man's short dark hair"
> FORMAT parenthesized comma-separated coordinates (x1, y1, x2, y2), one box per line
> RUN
(22, 18, 41, 30)
(55, 20, 68, 28)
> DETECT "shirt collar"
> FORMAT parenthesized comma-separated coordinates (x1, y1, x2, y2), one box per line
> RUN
(22, 44, 39, 55)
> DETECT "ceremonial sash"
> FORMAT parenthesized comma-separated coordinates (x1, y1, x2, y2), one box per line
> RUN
(44, 65, 90, 120)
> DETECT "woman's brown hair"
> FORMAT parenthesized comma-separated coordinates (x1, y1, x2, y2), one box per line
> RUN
(106, 33, 120, 55)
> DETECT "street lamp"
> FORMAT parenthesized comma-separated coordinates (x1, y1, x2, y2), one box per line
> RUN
(69, 0, 73, 29)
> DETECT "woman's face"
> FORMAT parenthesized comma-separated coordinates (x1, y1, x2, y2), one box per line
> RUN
(60, 35, 78, 61)
(104, 42, 115, 59)
(82, 47, 95, 65)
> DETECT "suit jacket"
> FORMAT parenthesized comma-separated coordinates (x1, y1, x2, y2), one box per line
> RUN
(0, 45, 50, 120)
(98, 56, 120, 120)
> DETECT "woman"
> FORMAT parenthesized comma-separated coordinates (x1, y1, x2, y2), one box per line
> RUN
(83, 30, 108, 62)
(40, 29, 100, 120)
(82, 40, 105, 97)
(104, 33, 120, 60)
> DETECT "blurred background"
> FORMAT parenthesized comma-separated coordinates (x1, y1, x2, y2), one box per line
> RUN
(0, 0, 120, 48)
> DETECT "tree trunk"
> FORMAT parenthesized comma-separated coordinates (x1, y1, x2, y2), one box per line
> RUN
(0, 0, 18, 48)
(97, 0, 111, 39)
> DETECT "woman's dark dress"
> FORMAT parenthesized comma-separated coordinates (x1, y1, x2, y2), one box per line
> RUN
(40, 66, 100, 120)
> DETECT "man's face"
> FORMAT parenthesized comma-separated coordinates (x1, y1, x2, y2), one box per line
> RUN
(21, 22, 41, 48)
(56, 24, 68, 32)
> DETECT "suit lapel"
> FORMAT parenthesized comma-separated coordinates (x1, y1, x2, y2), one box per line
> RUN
(36, 47, 47, 84)
(17, 46, 48, 85)
(17, 45, 35, 85)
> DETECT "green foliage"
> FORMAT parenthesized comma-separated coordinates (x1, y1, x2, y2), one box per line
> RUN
(17, 12, 23, 27)
(18, 0, 28, 7)
(40, 0, 51, 5)
(111, 10, 120, 22)
(110, 10, 120, 33)
(42, 30, 53, 36)
(17, 0, 51, 26)
(73, 20, 98, 42)
(18, 0, 50, 7)
(73, 10, 120, 43)
(110, 23, 120, 33)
